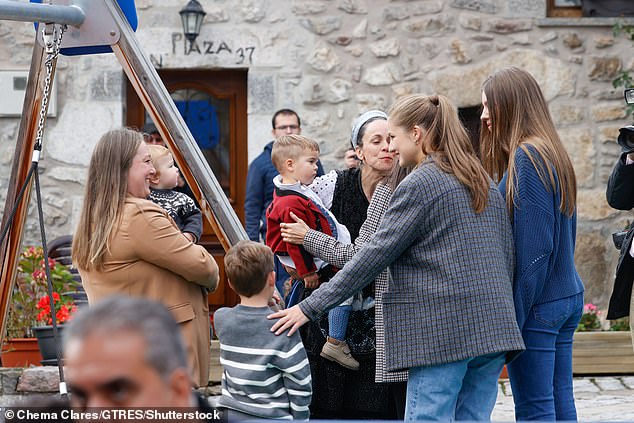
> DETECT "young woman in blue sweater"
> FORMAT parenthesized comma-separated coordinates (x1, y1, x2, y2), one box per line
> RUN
(480, 66, 584, 421)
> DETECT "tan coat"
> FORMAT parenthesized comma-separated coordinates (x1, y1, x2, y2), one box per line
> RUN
(79, 197, 219, 387)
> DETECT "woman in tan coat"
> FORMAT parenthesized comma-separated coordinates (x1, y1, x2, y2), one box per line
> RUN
(72, 128, 219, 387)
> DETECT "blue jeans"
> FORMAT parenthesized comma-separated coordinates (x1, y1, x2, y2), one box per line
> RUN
(508, 292, 583, 421)
(406, 352, 505, 421)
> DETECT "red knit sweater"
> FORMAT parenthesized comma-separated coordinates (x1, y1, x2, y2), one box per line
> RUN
(266, 187, 334, 277)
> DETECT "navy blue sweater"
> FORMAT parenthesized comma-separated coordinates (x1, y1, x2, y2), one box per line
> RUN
(500, 148, 584, 331)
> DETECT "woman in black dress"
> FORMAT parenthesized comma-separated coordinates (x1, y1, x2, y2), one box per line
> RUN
(303, 111, 399, 419)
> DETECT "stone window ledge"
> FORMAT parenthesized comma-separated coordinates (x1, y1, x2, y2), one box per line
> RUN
(538, 17, 634, 27)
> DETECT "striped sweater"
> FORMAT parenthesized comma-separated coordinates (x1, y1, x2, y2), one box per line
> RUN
(213, 305, 312, 420)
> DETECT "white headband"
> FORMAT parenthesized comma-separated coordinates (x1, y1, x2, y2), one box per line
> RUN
(350, 110, 387, 149)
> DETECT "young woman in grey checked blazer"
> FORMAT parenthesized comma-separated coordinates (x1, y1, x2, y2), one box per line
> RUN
(280, 159, 412, 419)
(270, 94, 525, 421)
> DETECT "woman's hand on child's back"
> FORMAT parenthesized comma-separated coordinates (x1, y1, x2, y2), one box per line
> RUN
(280, 212, 310, 245)
(268, 305, 310, 336)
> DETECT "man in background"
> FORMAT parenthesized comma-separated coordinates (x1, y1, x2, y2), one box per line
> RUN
(245, 109, 324, 292)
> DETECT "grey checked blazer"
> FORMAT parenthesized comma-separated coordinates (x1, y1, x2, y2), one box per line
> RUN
(300, 158, 525, 372)
(304, 182, 407, 383)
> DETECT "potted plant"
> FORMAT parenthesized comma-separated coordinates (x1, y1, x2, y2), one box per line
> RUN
(572, 303, 634, 374)
(32, 291, 77, 365)
(2, 246, 78, 367)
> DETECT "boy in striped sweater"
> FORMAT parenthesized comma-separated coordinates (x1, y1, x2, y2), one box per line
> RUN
(214, 241, 312, 420)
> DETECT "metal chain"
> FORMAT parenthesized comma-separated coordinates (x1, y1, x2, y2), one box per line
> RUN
(34, 23, 66, 152)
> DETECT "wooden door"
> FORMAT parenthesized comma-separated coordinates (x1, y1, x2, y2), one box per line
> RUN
(126, 69, 247, 311)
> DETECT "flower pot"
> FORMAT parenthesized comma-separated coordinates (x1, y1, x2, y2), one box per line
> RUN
(32, 325, 65, 366)
(573, 331, 634, 374)
(1, 338, 42, 367)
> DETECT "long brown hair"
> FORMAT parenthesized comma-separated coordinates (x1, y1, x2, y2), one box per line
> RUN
(388, 94, 491, 213)
(72, 128, 143, 271)
(479, 66, 576, 217)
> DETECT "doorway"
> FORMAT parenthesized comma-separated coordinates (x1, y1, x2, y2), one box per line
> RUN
(125, 69, 248, 311)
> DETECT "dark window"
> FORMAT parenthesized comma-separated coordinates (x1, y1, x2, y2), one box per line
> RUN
(458, 105, 482, 157)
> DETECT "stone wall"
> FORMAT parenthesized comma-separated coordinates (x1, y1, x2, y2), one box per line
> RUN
(0, 0, 633, 309)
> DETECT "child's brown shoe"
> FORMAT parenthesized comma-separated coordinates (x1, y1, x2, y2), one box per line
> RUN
(320, 337, 360, 371)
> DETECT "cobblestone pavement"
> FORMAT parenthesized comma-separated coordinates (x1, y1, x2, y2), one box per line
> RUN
(492, 377, 634, 421)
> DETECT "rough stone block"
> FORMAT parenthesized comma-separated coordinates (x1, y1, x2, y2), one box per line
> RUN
(330, 36, 352, 46)
(0, 369, 23, 395)
(44, 190, 68, 209)
(355, 94, 387, 113)
(17, 367, 60, 393)
(327, 79, 352, 104)
(574, 232, 608, 305)
(338, 0, 368, 14)
(300, 16, 342, 35)
(486, 19, 532, 34)
(577, 189, 619, 221)
(299, 77, 325, 105)
(560, 127, 595, 185)
(588, 57, 622, 81)
(599, 126, 621, 143)
(401, 55, 421, 77)
(551, 104, 584, 126)
(370, 38, 400, 57)
(450, 0, 498, 14)
(506, 0, 544, 17)
(344, 45, 364, 57)
(563, 32, 583, 49)
(291, 0, 328, 15)
(594, 36, 615, 49)
(205, 5, 230, 23)
(540, 31, 558, 43)
(413, 1, 444, 15)
(592, 104, 627, 122)
(383, 5, 410, 21)
(306, 45, 340, 73)
(405, 15, 455, 37)
(302, 111, 331, 137)
(240, 0, 266, 23)
(450, 39, 471, 64)
(512, 34, 532, 46)
(362, 63, 402, 86)
(460, 16, 482, 31)
(392, 82, 418, 99)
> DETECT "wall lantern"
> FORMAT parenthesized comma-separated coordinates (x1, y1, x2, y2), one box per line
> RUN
(179, 0, 206, 44)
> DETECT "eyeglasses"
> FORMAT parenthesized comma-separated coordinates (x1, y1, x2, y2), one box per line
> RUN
(274, 125, 300, 132)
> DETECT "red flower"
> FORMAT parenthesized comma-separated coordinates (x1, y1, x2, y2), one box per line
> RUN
(36, 292, 75, 324)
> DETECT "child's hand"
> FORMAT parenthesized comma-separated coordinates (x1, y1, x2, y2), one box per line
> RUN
(303, 272, 319, 289)
(183, 232, 195, 243)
